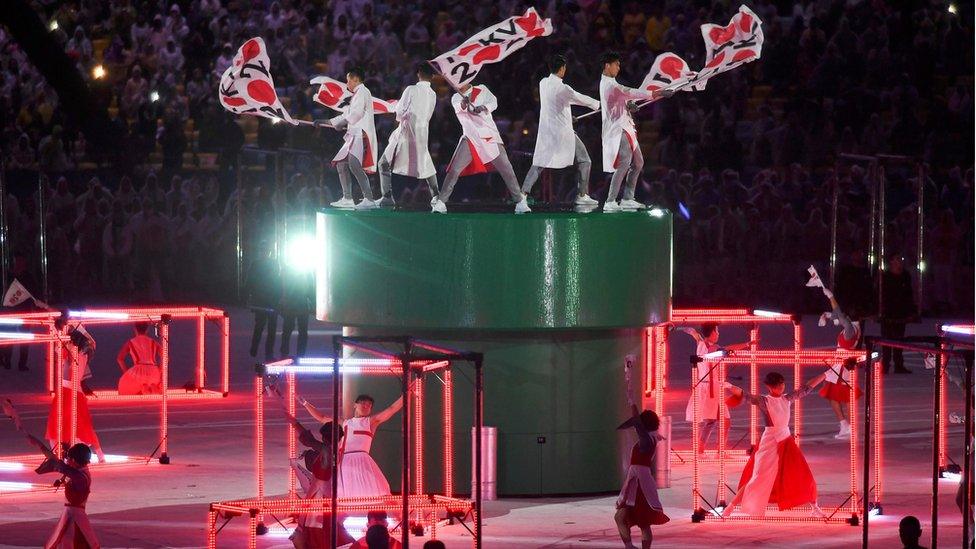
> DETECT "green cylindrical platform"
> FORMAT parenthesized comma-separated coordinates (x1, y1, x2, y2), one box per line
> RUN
(315, 208, 672, 495)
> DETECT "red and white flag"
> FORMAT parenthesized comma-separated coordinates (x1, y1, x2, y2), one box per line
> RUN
(309, 76, 397, 114)
(693, 5, 764, 88)
(2, 279, 33, 307)
(429, 7, 553, 90)
(218, 37, 296, 124)
(639, 52, 696, 94)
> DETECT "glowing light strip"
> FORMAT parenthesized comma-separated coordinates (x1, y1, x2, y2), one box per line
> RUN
(0, 481, 36, 492)
(68, 310, 130, 319)
(941, 324, 975, 336)
(751, 326, 761, 447)
(88, 389, 225, 402)
(196, 314, 206, 389)
(265, 364, 365, 375)
(160, 322, 170, 458)
(287, 372, 296, 497)
(414, 377, 424, 495)
(0, 317, 24, 325)
(443, 369, 454, 498)
(0, 454, 150, 468)
(673, 308, 751, 316)
(874, 360, 883, 504)
(702, 350, 727, 360)
(752, 309, 788, 318)
(221, 316, 230, 394)
(0, 461, 25, 471)
(849, 365, 859, 514)
(296, 357, 394, 365)
(691, 362, 700, 511)
(792, 324, 802, 447)
(0, 331, 36, 340)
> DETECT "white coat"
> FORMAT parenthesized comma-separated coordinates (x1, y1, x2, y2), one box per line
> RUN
(451, 85, 502, 166)
(532, 74, 599, 168)
(381, 81, 437, 179)
(329, 83, 378, 174)
(599, 74, 653, 173)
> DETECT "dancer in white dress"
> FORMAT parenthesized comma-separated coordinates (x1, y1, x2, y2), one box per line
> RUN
(302, 393, 405, 497)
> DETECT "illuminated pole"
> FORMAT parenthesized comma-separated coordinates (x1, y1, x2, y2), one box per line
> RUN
(443, 369, 454, 497)
(474, 355, 483, 549)
(196, 313, 206, 390)
(37, 173, 49, 301)
(160, 319, 170, 463)
(400, 347, 411, 549)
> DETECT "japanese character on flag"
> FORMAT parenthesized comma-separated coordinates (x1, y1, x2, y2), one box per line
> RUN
(218, 37, 296, 124)
(310, 76, 397, 114)
(429, 7, 553, 90)
(693, 4, 764, 89)
(639, 52, 697, 96)
(3, 279, 33, 307)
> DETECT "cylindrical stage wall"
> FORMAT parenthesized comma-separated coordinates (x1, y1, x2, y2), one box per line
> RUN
(316, 209, 672, 495)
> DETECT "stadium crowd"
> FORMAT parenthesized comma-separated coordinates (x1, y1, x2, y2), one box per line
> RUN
(0, 0, 971, 315)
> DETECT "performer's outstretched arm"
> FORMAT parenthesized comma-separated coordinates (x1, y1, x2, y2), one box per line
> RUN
(674, 325, 703, 343)
(301, 399, 332, 424)
(371, 394, 405, 428)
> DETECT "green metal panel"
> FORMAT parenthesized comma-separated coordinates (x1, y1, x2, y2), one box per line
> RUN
(316, 209, 672, 330)
(344, 329, 644, 496)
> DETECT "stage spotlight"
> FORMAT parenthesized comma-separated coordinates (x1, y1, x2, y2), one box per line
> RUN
(92, 65, 106, 79)
(149, 90, 160, 103)
(648, 208, 665, 217)
(948, 3, 958, 14)
(48, 20, 59, 31)
(283, 234, 321, 273)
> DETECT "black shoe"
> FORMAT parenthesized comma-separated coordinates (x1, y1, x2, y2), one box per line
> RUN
(894, 367, 912, 374)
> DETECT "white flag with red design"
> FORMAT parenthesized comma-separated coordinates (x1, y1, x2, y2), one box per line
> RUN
(218, 37, 296, 124)
(429, 7, 553, 90)
(309, 76, 397, 115)
(2, 279, 33, 307)
(639, 52, 697, 95)
(693, 5, 764, 89)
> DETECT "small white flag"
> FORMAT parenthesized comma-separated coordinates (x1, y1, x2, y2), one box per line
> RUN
(805, 266, 823, 288)
(2, 279, 33, 307)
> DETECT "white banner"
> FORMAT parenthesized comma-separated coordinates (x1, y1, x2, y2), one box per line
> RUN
(310, 76, 397, 114)
(428, 7, 553, 90)
(218, 37, 296, 124)
(2, 279, 33, 307)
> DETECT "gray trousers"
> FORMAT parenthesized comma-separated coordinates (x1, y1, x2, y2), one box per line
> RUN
(521, 134, 592, 196)
(379, 155, 439, 198)
(606, 133, 643, 202)
(336, 154, 374, 200)
(439, 138, 522, 202)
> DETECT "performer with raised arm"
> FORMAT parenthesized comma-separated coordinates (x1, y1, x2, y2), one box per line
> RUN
(722, 370, 828, 518)
(27, 439, 100, 548)
(326, 67, 379, 210)
(599, 51, 671, 212)
(377, 63, 439, 208)
(521, 55, 601, 206)
(614, 356, 669, 549)
(432, 83, 530, 214)
(674, 323, 750, 453)
(301, 392, 407, 497)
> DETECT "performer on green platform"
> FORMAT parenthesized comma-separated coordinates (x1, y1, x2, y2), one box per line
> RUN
(521, 55, 600, 206)
(327, 67, 379, 211)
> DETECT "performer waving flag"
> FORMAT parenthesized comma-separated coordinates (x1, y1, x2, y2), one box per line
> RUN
(599, 51, 672, 212)
(694, 5, 764, 90)
(433, 83, 529, 214)
(218, 37, 296, 125)
(377, 63, 439, 208)
(521, 55, 601, 207)
(428, 7, 553, 90)
(322, 67, 379, 210)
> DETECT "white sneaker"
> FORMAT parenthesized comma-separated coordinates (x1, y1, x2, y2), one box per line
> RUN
(603, 200, 622, 212)
(431, 199, 447, 213)
(376, 195, 396, 208)
(619, 199, 646, 210)
(834, 420, 851, 439)
(330, 197, 355, 209)
(514, 197, 531, 214)
(574, 194, 598, 206)
(355, 198, 379, 210)
(430, 196, 438, 207)
(810, 503, 826, 518)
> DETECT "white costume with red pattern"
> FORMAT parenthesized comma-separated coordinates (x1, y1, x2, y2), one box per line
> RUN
(330, 84, 378, 174)
(337, 416, 391, 497)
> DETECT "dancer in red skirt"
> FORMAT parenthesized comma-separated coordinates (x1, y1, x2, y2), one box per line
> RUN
(818, 288, 863, 440)
(46, 329, 105, 464)
(116, 322, 162, 395)
(722, 370, 827, 517)
(27, 438, 100, 548)
(615, 404, 669, 548)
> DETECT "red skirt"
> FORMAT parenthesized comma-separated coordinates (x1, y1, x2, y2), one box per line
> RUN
(819, 381, 863, 403)
(45, 388, 101, 447)
(621, 489, 670, 528)
(736, 437, 817, 511)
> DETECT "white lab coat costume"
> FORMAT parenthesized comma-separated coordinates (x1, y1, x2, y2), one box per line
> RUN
(599, 74, 653, 173)
(329, 84, 378, 174)
(381, 81, 437, 179)
(449, 85, 502, 173)
(532, 74, 599, 168)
